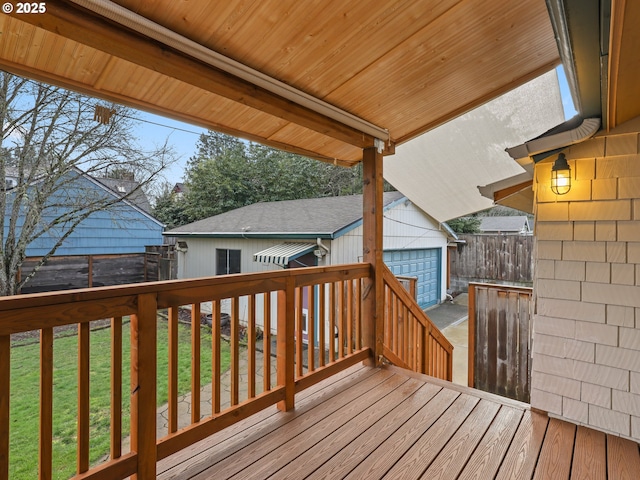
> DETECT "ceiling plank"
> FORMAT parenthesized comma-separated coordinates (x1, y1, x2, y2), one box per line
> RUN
(10, 2, 379, 150)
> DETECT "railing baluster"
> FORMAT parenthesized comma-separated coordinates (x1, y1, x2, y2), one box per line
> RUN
(337, 281, 344, 359)
(263, 293, 272, 392)
(295, 287, 303, 378)
(346, 280, 353, 355)
(392, 294, 398, 354)
(318, 284, 326, 368)
(168, 307, 179, 433)
(77, 322, 90, 474)
(248, 295, 256, 398)
(40, 327, 53, 480)
(355, 279, 362, 351)
(329, 283, 336, 362)
(212, 300, 221, 414)
(307, 286, 315, 372)
(231, 297, 240, 406)
(410, 313, 415, 370)
(191, 303, 201, 424)
(111, 316, 123, 460)
(0, 334, 10, 479)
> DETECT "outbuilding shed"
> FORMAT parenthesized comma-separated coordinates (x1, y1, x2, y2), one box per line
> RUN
(165, 191, 455, 309)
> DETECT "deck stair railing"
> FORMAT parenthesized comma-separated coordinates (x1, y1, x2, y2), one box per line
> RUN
(381, 264, 453, 380)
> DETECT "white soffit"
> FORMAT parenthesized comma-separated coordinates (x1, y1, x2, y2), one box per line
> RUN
(383, 70, 565, 223)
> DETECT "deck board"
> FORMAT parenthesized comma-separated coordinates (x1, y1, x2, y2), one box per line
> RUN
(378, 393, 480, 479)
(160, 365, 640, 480)
(421, 399, 502, 479)
(458, 405, 524, 480)
(571, 426, 606, 480)
(226, 375, 419, 479)
(332, 387, 460, 479)
(533, 418, 576, 480)
(607, 434, 640, 480)
(274, 382, 442, 479)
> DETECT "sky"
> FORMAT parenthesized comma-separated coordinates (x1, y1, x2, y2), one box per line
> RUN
(134, 65, 579, 187)
(133, 114, 206, 185)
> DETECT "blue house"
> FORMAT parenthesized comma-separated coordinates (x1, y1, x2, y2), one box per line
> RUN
(4, 168, 164, 257)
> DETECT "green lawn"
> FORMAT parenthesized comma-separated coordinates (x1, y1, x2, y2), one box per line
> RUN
(9, 318, 231, 479)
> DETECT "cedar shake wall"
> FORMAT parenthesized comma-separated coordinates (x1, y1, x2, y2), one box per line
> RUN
(531, 116, 640, 442)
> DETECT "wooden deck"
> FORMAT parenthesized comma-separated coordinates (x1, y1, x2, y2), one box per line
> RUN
(157, 364, 640, 479)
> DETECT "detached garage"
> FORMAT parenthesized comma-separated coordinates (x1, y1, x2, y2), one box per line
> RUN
(165, 192, 456, 310)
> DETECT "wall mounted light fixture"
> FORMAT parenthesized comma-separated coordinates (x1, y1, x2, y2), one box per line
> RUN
(550, 153, 571, 195)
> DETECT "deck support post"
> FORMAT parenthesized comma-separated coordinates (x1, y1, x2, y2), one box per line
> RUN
(131, 293, 158, 479)
(362, 145, 384, 365)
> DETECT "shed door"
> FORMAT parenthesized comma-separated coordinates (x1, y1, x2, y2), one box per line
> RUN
(384, 248, 441, 309)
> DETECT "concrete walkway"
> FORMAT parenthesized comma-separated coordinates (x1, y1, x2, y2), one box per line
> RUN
(155, 347, 278, 437)
(427, 294, 470, 387)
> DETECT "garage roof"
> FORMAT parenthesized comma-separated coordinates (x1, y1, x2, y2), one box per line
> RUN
(165, 192, 405, 239)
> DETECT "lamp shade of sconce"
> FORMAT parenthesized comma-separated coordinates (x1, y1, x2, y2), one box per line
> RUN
(550, 153, 571, 195)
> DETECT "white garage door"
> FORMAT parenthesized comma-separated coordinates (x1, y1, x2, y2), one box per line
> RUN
(384, 248, 441, 309)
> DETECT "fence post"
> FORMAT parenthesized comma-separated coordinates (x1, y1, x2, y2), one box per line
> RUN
(130, 293, 157, 479)
(467, 283, 476, 388)
(88, 255, 93, 288)
(277, 277, 295, 411)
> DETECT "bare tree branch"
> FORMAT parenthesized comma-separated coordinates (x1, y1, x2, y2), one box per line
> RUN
(0, 72, 176, 295)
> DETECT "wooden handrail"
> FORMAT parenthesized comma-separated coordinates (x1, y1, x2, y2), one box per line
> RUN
(0, 263, 372, 479)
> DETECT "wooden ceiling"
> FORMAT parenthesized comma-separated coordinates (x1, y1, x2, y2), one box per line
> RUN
(0, 0, 560, 166)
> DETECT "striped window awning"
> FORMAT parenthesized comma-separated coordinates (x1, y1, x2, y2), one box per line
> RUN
(253, 242, 317, 266)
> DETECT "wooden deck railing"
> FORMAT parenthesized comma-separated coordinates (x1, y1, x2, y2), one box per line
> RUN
(381, 265, 453, 380)
(0, 263, 371, 479)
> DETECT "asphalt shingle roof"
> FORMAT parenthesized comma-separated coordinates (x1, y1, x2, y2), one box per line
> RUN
(479, 216, 530, 233)
(166, 191, 404, 236)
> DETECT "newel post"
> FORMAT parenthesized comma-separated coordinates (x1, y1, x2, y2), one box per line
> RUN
(362, 145, 384, 365)
(131, 293, 157, 479)
(277, 277, 296, 411)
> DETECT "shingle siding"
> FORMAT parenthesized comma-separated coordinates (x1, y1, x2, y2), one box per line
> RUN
(531, 121, 640, 442)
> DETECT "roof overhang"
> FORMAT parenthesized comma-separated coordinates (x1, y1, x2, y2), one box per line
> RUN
(0, 0, 560, 166)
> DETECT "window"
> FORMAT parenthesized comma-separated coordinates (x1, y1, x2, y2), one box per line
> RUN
(216, 249, 241, 275)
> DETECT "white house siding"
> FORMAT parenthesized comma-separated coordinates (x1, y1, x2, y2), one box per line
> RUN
(176, 237, 315, 279)
(531, 116, 640, 442)
(176, 237, 334, 332)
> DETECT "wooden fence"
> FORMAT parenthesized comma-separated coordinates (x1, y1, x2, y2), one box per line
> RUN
(468, 282, 533, 403)
(450, 234, 534, 292)
(18, 253, 161, 294)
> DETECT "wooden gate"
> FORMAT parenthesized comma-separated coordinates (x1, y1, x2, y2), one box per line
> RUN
(468, 283, 533, 402)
